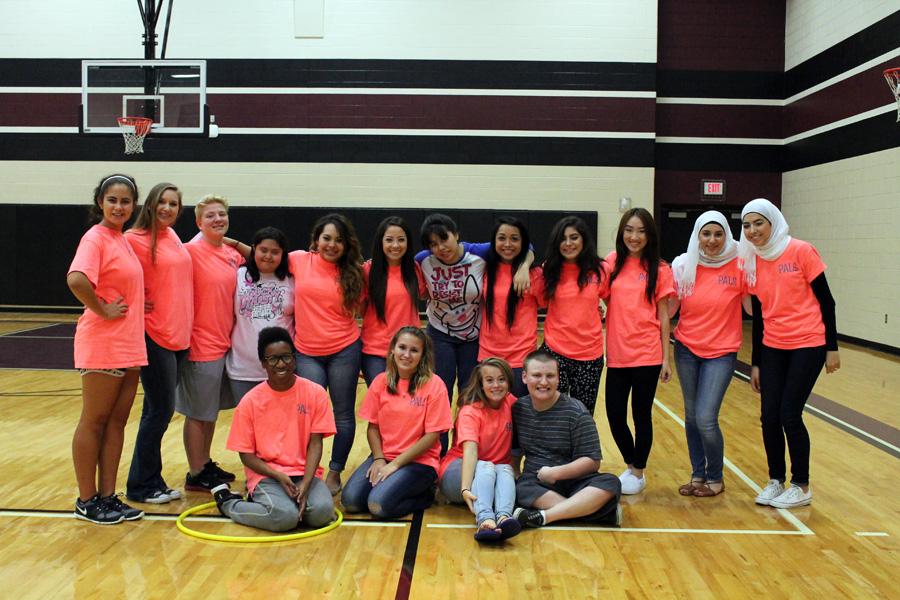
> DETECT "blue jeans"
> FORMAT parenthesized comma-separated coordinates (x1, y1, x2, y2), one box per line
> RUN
(341, 455, 437, 519)
(440, 458, 515, 524)
(426, 325, 479, 452)
(361, 353, 386, 387)
(294, 337, 361, 472)
(674, 341, 736, 482)
(127, 335, 186, 500)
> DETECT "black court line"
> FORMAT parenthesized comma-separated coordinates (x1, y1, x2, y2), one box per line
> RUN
(394, 510, 425, 600)
(7, 323, 75, 338)
(732, 359, 900, 460)
(0, 506, 412, 523)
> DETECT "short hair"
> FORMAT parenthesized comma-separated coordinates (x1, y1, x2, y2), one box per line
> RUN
(257, 326, 296, 361)
(194, 194, 229, 220)
(246, 226, 291, 282)
(420, 213, 459, 249)
(523, 349, 558, 372)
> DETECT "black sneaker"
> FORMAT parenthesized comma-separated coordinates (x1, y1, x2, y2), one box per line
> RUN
(205, 460, 236, 483)
(102, 494, 144, 521)
(513, 507, 545, 528)
(74, 494, 124, 525)
(594, 503, 623, 528)
(211, 483, 243, 516)
(185, 465, 223, 492)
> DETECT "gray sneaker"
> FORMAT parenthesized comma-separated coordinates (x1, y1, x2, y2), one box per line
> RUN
(74, 494, 124, 525)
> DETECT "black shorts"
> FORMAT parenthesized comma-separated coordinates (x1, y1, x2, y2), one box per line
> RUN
(515, 471, 621, 508)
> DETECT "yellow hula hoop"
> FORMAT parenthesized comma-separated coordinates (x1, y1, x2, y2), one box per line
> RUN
(175, 501, 343, 543)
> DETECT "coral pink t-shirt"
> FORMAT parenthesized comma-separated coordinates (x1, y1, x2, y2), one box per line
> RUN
(478, 266, 544, 367)
(289, 250, 360, 356)
(438, 394, 515, 479)
(185, 238, 242, 361)
(674, 259, 746, 359)
(125, 227, 193, 351)
(226, 376, 336, 494)
(361, 261, 421, 357)
(359, 373, 452, 471)
(749, 238, 826, 349)
(543, 262, 609, 361)
(605, 252, 676, 368)
(68, 224, 147, 369)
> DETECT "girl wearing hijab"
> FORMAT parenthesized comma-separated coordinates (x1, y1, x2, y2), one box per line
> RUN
(739, 199, 840, 509)
(670, 211, 745, 498)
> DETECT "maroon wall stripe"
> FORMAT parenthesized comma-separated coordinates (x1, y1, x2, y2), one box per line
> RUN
(209, 94, 656, 132)
(0, 93, 79, 126)
(783, 60, 897, 137)
(657, 0, 785, 71)
(656, 104, 782, 138)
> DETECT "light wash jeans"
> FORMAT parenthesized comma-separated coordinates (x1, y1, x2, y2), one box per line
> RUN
(674, 341, 736, 482)
(219, 476, 335, 532)
(440, 458, 515, 525)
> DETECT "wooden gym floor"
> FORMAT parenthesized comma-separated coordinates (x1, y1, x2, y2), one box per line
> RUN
(0, 312, 897, 599)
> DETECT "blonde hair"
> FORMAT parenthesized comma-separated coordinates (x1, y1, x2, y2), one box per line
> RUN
(457, 357, 513, 408)
(194, 194, 229, 220)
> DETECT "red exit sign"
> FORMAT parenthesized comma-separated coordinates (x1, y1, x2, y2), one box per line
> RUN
(702, 179, 726, 198)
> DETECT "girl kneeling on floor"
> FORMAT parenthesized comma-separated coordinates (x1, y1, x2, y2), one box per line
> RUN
(341, 326, 452, 519)
(438, 357, 522, 542)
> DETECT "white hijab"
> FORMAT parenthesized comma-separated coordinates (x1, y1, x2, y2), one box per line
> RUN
(738, 198, 792, 286)
(671, 210, 738, 298)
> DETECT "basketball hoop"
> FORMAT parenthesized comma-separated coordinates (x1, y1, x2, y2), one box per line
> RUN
(884, 68, 900, 123)
(117, 116, 153, 154)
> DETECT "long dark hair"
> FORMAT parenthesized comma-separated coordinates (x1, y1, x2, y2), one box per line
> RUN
(368, 217, 419, 323)
(132, 182, 181, 264)
(309, 213, 364, 314)
(542, 216, 603, 302)
(89, 173, 139, 226)
(485, 217, 531, 330)
(245, 227, 291, 282)
(610, 207, 661, 304)
(384, 326, 434, 396)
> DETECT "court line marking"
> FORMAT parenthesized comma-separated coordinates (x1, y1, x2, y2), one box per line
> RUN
(426, 523, 809, 535)
(803, 404, 900, 454)
(0, 509, 408, 527)
(653, 397, 814, 536)
(0, 323, 64, 337)
(854, 532, 889, 537)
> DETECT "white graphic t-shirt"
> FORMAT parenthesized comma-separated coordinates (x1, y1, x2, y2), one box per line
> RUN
(417, 243, 487, 341)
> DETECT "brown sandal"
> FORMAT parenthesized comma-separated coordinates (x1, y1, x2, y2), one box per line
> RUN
(692, 481, 725, 497)
(679, 479, 705, 496)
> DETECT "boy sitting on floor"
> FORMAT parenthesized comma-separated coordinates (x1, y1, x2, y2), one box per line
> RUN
(212, 326, 336, 531)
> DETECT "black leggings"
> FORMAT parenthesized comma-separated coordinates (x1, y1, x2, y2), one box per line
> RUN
(541, 344, 604, 415)
(604, 365, 661, 470)
(759, 345, 826, 485)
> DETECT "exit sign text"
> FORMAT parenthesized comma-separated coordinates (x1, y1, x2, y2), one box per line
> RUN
(702, 179, 726, 199)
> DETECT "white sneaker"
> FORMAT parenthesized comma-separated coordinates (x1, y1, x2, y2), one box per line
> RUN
(769, 484, 812, 509)
(754, 479, 785, 505)
(619, 470, 646, 495)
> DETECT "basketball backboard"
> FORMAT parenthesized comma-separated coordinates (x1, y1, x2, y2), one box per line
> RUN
(81, 59, 207, 134)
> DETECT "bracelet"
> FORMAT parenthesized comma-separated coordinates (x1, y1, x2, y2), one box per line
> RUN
(373, 456, 386, 462)
(461, 488, 470, 494)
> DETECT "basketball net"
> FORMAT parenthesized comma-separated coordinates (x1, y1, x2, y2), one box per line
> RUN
(117, 116, 153, 154)
(884, 68, 900, 123)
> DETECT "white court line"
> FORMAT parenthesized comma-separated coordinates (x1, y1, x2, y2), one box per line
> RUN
(426, 523, 808, 535)
(803, 404, 900, 454)
(653, 397, 814, 536)
(854, 532, 889, 537)
(0, 509, 407, 527)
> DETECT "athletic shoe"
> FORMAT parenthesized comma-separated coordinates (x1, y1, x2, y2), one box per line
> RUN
(211, 483, 243, 516)
(74, 494, 124, 525)
(102, 494, 144, 521)
(513, 507, 545, 528)
(205, 460, 236, 483)
(135, 489, 178, 504)
(185, 464, 225, 492)
(619, 470, 646, 495)
(754, 479, 785, 506)
(162, 488, 183, 501)
(768, 484, 812, 509)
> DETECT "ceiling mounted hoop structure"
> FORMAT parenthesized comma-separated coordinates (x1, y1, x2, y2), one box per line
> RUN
(117, 116, 153, 154)
(884, 68, 900, 123)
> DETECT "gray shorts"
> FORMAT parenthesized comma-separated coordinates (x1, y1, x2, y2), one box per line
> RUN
(175, 356, 236, 422)
(515, 471, 621, 508)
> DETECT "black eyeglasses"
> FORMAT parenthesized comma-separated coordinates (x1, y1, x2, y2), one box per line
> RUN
(263, 353, 295, 367)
